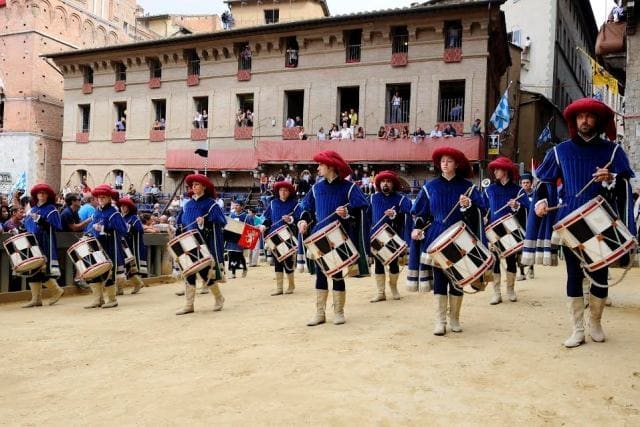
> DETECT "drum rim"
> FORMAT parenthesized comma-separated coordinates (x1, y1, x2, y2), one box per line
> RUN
(373, 242, 408, 265)
(13, 256, 47, 270)
(456, 253, 494, 287)
(427, 221, 466, 254)
(553, 195, 604, 230)
(3, 232, 37, 244)
(485, 212, 519, 231)
(265, 224, 293, 240)
(181, 258, 214, 276)
(168, 229, 200, 246)
(67, 236, 100, 252)
(78, 261, 113, 280)
(582, 239, 636, 272)
(303, 220, 341, 245)
(370, 223, 392, 240)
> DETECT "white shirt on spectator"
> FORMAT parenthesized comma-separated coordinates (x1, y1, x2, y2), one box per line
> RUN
(340, 127, 354, 140)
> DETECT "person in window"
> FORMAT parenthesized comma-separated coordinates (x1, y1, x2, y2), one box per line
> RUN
(608, 2, 625, 22)
(447, 26, 460, 48)
(245, 110, 254, 126)
(400, 125, 410, 139)
(443, 123, 457, 138)
(202, 110, 208, 129)
(449, 104, 463, 121)
(429, 124, 443, 138)
(388, 127, 400, 140)
(193, 112, 202, 129)
(355, 126, 365, 139)
(377, 126, 388, 139)
(286, 47, 298, 67)
(471, 118, 482, 136)
(298, 126, 308, 140)
(236, 109, 246, 127)
(316, 127, 326, 140)
(339, 122, 353, 140)
(285, 117, 296, 128)
(330, 124, 341, 140)
(294, 116, 303, 127)
(153, 120, 161, 130)
(391, 92, 402, 123)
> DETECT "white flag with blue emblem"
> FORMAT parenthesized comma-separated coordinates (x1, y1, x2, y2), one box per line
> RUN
(490, 89, 510, 133)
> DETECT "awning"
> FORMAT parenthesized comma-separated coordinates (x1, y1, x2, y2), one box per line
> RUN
(165, 136, 484, 170)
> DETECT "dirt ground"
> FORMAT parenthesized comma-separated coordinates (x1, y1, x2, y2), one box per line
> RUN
(1, 263, 639, 426)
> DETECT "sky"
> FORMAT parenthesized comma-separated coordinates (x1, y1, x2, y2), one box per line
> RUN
(137, 0, 616, 26)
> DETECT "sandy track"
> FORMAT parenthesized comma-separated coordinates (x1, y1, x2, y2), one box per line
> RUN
(1, 264, 639, 425)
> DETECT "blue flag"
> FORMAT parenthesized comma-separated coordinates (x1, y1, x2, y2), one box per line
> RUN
(537, 125, 551, 147)
(490, 89, 510, 133)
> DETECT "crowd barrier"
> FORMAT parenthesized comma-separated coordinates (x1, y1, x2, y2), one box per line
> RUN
(0, 232, 170, 293)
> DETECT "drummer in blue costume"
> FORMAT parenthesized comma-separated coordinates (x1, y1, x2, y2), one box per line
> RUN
(516, 172, 535, 281)
(483, 156, 523, 305)
(22, 183, 65, 307)
(411, 147, 487, 336)
(298, 150, 369, 326)
(117, 197, 146, 295)
(368, 170, 412, 302)
(85, 184, 128, 309)
(175, 174, 227, 315)
(525, 98, 635, 347)
(261, 181, 300, 296)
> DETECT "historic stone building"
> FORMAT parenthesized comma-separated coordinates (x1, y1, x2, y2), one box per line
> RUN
(48, 0, 511, 194)
(224, 0, 329, 29)
(0, 0, 155, 193)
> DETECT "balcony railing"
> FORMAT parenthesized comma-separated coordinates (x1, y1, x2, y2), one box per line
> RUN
(438, 97, 465, 122)
(112, 131, 126, 143)
(346, 44, 361, 63)
(282, 127, 301, 140)
(443, 47, 462, 63)
(391, 52, 408, 67)
(237, 70, 251, 81)
(187, 74, 200, 86)
(76, 131, 89, 143)
(191, 128, 208, 141)
(234, 127, 253, 140)
(82, 83, 93, 94)
(149, 77, 161, 89)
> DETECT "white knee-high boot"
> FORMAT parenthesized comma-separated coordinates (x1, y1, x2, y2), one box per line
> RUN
(564, 297, 585, 348)
(589, 295, 606, 342)
(433, 295, 448, 336)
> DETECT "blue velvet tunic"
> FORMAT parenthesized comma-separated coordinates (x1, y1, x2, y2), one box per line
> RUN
(369, 191, 412, 243)
(523, 137, 636, 265)
(123, 212, 147, 274)
(177, 195, 227, 264)
(89, 203, 128, 271)
(483, 181, 522, 224)
(24, 202, 61, 277)
(300, 177, 370, 275)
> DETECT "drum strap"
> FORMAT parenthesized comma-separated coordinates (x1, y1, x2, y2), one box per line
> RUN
(583, 261, 633, 288)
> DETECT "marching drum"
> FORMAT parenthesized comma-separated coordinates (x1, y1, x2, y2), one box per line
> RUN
(67, 236, 113, 281)
(370, 224, 407, 265)
(167, 229, 214, 277)
(422, 221, 494, 292)
(2, 232, 46, 275)
(264, 225, 297, 263)
(223, 220, 261, 250)
(553, 195, 636, 272)
(485, 213, 525, 258)
(303, 221, 359, 277)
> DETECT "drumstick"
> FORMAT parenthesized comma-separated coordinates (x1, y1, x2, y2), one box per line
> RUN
(270, 203, 302, 229)
(181, 204, 216, 230)
(545, 204, 566, 212)
(494, 192, 527, 215)
(442, 186, 474, 223)
(371, 205, 397, 231)
(575, 160, 613, 198)
(313, 203, 351, 229)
